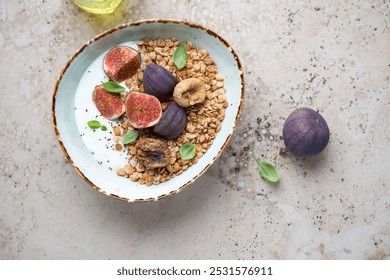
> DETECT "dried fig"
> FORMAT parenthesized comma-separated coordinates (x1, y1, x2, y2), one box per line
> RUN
(135, 138, 169, 169)
(125, 92, 162, 129)
(103, 46, 141, 83)
(173, 78, 206, 107)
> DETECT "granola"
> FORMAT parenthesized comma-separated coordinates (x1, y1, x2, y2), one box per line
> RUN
(116, 38, 228, 186)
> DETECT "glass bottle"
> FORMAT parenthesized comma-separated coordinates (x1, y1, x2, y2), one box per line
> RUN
(72, 0, 123, 14)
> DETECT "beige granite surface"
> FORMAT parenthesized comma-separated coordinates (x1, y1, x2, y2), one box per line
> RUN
(0, 0, 389, 259)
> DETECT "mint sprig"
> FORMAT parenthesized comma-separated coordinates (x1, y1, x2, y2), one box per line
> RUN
(87, 120, 107, 131)
(180, 143, 196, 160)
(172, 43, 188, 70)
(121, 130, 139, 145)
(254, 158, 280, 183)
(102, 81, 125, 93)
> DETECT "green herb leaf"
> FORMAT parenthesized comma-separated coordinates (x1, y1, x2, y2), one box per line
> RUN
(87, 120, 101, 129)
(121, 130, 139, 145)
(172, 43, 188, 70)
(102, 81, 125, 93)
(180, 143, 196, 160)
(101, 125, 107, 131)
(255, 158, 280, 183)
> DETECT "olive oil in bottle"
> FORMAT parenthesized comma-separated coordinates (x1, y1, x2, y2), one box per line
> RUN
(72, 0, 123, 14)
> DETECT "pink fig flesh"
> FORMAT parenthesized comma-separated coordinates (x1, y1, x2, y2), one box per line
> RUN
(103, 46, 141, 83)
(125, 92, 162, 129)
(92, 85, 125, 120)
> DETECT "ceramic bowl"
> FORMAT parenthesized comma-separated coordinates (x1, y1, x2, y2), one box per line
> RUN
(52, 19, 244, 202)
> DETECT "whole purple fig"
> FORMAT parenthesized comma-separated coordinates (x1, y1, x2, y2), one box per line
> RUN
(153, 101, 187, 140)
(143, 64, 178, 101)
(283, 107, 330, 157)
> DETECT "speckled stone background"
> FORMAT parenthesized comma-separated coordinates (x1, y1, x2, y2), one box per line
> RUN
(0, 0, 389, 259)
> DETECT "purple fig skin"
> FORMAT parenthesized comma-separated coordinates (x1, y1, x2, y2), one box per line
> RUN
(153, 101, 187, 140)
(282, 107, 330, 157)
(143, 64, 178, 101)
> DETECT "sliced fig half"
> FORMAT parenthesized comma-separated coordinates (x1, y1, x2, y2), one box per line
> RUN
(103, 46, 141, 83)
(125, 92, 162, 129)
(92, 85, 125, 120)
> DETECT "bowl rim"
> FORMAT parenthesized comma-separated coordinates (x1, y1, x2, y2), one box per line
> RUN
(51, 19, 245, 202)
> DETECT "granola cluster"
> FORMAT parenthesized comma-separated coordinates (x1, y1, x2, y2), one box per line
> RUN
(114, 38, 228, 186)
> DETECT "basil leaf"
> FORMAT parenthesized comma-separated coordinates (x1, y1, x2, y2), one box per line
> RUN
(172, 43, 188, 70)
(180, 143, 196, 160)
(102, 81, 125, 93)
(255, 158, 280, 183)
(101, 125, 107, 131)
(121, 130, 139, 145)
(87, 120, 101, 129)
